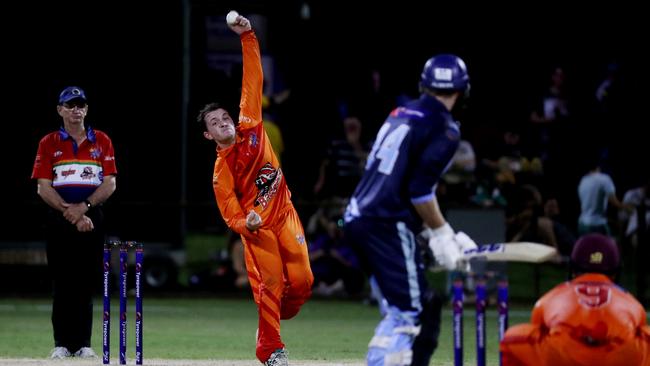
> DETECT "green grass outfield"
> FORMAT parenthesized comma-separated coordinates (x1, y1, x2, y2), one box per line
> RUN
(0, 296, 531, 365)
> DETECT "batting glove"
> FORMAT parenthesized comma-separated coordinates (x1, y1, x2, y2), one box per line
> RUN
(427, 223, 462, 271)
(454, 231, 478, 254)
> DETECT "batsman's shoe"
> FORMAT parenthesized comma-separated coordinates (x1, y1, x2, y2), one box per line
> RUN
(265, 348, 288, 366)
(49, 347, 71, 359)
(74, 347, 98, 358)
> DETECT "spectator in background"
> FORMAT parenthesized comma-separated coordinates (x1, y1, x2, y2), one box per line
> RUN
(530, 66, 570, 125)
(500, 233, 650, 366)
(475, 127, 542, 208)
(346, 67, 397, 142)
(620, 176, 650, 248)
(261, 94, 285, 165)
(505, 185, 568, 262)
(528, 66, 571, 166)
(479, 128, 521, 205)
(32, 86, 117, 359)
(313, 116, 370, 199)
(577, 156, 632, 236)
(595, 62, 622, 111)
(228, 231, 250, 290)
(306, 196, 364, 297)
(588, 62, 624, 149)
(507, 185, 556, 244)
(543, 195, 577, 258)
(440, 139, 476, 204)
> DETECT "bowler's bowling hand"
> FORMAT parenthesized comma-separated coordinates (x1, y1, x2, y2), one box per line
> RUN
(246, 210, 262, 231)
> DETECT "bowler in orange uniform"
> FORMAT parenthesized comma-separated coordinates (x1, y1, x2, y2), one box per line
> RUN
(500, 233, 650, 366)
(196, 13, 313, 366)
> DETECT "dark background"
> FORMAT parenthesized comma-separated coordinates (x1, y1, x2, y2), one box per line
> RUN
(3, 1, 647, 245)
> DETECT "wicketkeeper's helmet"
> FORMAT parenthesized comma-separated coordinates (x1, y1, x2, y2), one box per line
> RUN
(570, 233, 620, 278)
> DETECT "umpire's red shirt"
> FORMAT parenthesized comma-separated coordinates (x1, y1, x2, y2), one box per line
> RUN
(32, 127, 117, 203)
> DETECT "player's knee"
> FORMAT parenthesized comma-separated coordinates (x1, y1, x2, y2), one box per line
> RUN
(280, 289, 311, 320)
(301, 275, 314, 295)
(286, 277, 313, 301)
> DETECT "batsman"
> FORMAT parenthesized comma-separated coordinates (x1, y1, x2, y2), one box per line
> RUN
(196, 12, 313, 366)
(344, 54, 478, 366)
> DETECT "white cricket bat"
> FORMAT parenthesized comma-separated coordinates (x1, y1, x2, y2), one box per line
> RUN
(460, 242, 557, 263)
(430, 242, 558, 272)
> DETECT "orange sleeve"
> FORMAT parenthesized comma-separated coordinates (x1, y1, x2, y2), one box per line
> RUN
(530, 282, 567, 327)
(237, 30, 263, 131)
(530, 302, 543, 326)
(530, 286, 555, 325)
(213, 158, 248, 235)
(634, 293, 649, 325)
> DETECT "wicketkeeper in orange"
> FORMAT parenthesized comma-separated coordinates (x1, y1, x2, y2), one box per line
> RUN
(500, 233, 650, 366)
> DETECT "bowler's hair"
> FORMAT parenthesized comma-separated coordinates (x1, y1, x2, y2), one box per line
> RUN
(196, 102, 226, 130)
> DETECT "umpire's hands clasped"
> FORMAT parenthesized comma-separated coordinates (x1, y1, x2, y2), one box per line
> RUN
(63, 202, 90, 225)
(75, 215, 95, 232)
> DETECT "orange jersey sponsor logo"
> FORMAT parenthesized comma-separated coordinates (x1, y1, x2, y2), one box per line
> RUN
(240, 115, 253, 124)
(254, 162, 282, 209)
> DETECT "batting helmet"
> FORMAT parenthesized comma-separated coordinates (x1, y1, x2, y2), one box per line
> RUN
(570, 233, 620, 277)
(420, 54, 470, 93)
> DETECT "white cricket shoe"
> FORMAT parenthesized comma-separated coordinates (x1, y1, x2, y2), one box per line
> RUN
(74, 347, 98, 358)
(265, 348, 288, 366)
(49, 347, 71, 359)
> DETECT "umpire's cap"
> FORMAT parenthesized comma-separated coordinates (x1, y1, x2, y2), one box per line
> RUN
(59, 86, 87, 104)
(570, 233, 620, 276)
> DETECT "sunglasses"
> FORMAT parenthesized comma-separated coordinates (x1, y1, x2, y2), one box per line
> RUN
(62, 101, 87, 109)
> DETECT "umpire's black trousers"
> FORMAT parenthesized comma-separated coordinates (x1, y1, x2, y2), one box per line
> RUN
(45, 208, 104, 353)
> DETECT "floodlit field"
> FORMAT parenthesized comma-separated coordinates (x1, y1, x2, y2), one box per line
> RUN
(0, 297, 530, 366)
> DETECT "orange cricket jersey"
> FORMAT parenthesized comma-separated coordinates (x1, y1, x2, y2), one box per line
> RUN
(531, 273, 647, 343)
(501, 273, 650, 366)
(212, 30, 292, 235)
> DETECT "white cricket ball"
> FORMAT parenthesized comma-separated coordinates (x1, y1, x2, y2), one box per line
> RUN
(226, 10, 239, 25)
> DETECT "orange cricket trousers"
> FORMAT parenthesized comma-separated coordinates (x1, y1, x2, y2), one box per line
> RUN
(501, 323, 650, 366)
(240, 207, 313, 363)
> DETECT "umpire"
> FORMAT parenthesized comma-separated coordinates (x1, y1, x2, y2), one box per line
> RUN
(31, 86, 117, 359)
